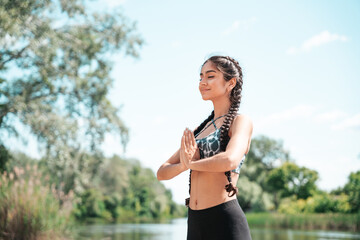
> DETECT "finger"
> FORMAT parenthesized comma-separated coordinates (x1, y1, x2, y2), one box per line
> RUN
(186, 129, 194, 149)
(189, 129, 196, 147)
(181, 134, 186, 150)
(185, 129, 190, 150)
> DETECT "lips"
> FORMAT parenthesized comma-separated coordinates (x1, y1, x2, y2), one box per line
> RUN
(200, 89, 210, 93)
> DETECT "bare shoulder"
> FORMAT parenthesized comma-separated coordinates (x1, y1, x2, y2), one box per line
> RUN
(229, 114, 253, 137)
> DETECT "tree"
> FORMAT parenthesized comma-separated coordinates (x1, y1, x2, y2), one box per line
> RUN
(244, 135, 291, 186)
(0, 0, 143, 193)
(343, 170, 360, 213)
(237, 135, 291, 211)
(266, 162, 318, 203)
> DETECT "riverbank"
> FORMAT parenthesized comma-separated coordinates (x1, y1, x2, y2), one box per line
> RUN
(246, 212, 360, 232)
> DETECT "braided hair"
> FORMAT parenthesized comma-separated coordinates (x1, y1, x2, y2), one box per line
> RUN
(186, 55, 243, 206)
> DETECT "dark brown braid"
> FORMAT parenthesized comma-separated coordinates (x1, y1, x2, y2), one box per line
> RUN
(216, 56, 243, 197)
(185, 55, 243, 206)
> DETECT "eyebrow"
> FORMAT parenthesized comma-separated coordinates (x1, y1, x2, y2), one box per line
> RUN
(200, 70, 217, 76)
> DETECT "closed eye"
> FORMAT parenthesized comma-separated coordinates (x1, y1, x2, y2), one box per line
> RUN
(199, 76, 214, 81)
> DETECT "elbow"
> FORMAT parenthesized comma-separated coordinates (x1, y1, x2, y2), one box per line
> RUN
(156, 167, 167, 181)
(225, 154, 239, 171)
(156, 169, 164, 181)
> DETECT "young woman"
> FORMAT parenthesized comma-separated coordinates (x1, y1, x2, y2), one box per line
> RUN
(157, 55, 253, 240)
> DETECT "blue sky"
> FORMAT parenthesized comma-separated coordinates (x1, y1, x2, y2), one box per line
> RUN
(8, 0, 360, 204)
(99, 0, 360, 203)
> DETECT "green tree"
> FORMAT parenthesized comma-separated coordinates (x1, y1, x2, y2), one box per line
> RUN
(266, 162, 318, 202)
(244, 135, 291, 188)
(343, 170, 360, 213)
(75, 155, 186, 222)
(237, 135, 291, 211)
(0, 0, 143, 192)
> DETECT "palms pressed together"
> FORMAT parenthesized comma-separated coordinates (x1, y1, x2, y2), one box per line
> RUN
(180, 128, 199, 169)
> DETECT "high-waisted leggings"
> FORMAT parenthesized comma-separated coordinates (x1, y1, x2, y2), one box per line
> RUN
(187, 199, 252, 240)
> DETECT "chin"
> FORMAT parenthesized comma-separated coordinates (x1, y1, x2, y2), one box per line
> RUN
(201, 95, 212, 101)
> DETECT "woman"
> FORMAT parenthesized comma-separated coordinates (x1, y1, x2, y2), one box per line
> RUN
(157, 55, 253, 240)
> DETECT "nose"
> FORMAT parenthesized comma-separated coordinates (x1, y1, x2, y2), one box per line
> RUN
(199, 79, 207, 85)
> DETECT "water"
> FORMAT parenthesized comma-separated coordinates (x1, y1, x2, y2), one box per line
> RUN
(74, 218, 360, 240)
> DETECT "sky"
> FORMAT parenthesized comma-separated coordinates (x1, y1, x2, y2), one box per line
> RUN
(99, 0, 360, 204)
(8, 0, 360, 204)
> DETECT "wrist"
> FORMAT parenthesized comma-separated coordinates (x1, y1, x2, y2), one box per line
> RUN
(187, 161, 194, 170)
(179, 162, 188, 171)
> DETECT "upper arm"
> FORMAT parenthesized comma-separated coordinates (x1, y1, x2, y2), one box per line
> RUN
(226, 114, 253, 161)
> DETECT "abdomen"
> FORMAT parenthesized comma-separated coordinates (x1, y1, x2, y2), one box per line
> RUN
(189, 171, 239, 210)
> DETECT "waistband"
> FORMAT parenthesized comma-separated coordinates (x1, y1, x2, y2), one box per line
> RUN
(188, 199, 239, 215)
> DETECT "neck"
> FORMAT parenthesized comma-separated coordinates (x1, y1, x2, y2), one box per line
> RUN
(212, 96, 231, 119)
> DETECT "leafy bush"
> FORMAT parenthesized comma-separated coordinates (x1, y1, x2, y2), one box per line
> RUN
(278, 193, 351, 214)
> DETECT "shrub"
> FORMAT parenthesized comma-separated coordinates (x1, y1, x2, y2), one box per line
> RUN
(278, 193, 352, 214)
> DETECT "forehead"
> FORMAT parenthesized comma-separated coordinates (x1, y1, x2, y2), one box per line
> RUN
(200, 61, 218, 74)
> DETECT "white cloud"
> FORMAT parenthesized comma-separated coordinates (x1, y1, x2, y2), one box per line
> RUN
(314, 110, 347, 123)
(222, 17, 257, 35)
(331, 113, 360, 131)
(256, 104, 318, 129)
(259, 107, 359, 131)
(287, 30, 348, 55)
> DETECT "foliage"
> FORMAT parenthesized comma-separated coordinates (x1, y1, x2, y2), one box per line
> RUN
(0, 0, 143, 193)
(237, 175, 274, 212)
(343, 170, 360, 213)
(266, 161, 319, 200)
(0, 144, 9, 172)
(237, 135, 291, 211)
(0, 165, 74, 239)
(73, 155, 187, 223)
(278, 193, 351, 214)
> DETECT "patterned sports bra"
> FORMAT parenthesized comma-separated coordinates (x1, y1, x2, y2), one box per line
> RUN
(195, 117, 246, 174)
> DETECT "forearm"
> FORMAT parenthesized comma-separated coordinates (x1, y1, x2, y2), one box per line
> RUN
(189, 152, 239, 172)
(157, 162, 188, 180)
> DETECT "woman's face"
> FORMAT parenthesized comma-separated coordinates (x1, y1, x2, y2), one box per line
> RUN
(199, 61, 231, 101)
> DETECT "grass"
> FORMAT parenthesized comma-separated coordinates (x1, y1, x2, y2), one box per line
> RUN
(246, 212, 360, 232)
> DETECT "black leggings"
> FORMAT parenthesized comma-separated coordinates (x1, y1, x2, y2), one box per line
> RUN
(187, 199, 252, 240)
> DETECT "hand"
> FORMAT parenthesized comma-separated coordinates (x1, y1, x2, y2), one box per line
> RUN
(180, 128, 198, 169)
(186, 128, 200, 161)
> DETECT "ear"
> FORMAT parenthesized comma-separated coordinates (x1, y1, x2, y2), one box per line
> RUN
(228, 77, 237, 91)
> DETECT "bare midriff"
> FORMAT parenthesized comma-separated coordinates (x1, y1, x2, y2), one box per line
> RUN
(189, 170, 240, 210)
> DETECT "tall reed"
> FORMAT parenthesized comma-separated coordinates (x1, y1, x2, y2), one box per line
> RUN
(0, 165, 74, 239)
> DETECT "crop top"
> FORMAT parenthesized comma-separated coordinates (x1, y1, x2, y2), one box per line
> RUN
(195, 120, 246, 174)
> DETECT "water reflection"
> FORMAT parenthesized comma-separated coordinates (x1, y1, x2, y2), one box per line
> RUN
(74, 218, 360, 240)
(75, 218, 187, 240)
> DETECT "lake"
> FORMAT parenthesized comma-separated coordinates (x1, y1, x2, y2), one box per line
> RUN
(74, 218, 360, 240)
